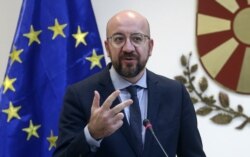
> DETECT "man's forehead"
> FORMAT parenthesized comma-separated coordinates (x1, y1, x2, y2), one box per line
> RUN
(106, 10, 150, 37)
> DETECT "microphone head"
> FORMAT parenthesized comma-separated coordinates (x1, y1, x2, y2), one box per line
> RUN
(143, 119, 152, 129)
(143, 119, 150, 126)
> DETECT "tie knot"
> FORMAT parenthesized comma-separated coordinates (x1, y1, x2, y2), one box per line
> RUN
(127, 85, 138, 97)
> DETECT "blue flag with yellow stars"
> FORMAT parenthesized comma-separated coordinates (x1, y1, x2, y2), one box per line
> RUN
(0, 0, 106, 156)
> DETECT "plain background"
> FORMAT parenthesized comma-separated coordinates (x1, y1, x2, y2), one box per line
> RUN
(0, 0, 250, 157)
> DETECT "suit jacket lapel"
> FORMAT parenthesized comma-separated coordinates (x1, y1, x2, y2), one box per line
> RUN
(97, 65, 141, 156)
(143, 70, 161, 157)
(146, 70, 161, 125)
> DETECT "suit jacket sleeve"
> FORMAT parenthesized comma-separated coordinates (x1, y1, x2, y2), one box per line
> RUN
(53, 85, 95, 157)
(176, 84, 206, 157)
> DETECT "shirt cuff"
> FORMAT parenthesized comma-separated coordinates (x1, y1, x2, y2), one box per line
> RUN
(84, 125, 102, 152)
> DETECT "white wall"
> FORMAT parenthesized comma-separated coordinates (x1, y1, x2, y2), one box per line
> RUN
(0, 0, 250, 157)
(0, 0, 22, 83)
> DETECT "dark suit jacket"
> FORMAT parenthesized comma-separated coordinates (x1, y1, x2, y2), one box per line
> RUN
(53, 65, 206, 157)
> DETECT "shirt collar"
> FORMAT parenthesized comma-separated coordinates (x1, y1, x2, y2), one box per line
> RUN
(110, 65, 147, 90)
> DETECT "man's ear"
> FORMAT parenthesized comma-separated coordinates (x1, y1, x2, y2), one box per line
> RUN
(104, 40, 110, 57)
(148, 39, 154, 56)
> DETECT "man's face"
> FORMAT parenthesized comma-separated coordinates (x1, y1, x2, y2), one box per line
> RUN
(105, 12, 153, 78)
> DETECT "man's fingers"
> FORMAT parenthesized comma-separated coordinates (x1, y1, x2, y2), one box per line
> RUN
(91, 91, 100, 110)
(111, 99, 133, 116)
(92, 90, 132, 116)
(110, 113, 124, 133)
(113, 112, 125, 122)
(102, 90, 120, 110)
(112, 120, 124, 131)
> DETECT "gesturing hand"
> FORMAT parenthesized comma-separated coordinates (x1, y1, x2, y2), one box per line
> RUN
(88, 90, 133, 140)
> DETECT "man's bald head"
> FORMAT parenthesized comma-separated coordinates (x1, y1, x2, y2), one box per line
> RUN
(106, 10, 150, 38)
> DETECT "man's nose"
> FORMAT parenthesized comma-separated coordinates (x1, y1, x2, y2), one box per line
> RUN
(122, 38, 135, 52)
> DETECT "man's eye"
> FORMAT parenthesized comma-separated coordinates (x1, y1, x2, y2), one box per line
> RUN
(132, 36, 143, 43)
(113, 36, 125, 43)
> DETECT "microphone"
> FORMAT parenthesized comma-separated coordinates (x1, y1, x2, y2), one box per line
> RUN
(143, 119, 169, 157)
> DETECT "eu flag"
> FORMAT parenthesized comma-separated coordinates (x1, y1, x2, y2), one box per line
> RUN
(0, 0, 106, 156)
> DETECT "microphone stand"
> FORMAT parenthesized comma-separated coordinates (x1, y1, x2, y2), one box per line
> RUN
(143, 119, 169, 157)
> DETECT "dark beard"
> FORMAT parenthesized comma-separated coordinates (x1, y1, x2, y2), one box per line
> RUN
(113, 54, 148, 78)
(116, 62, 142, 78)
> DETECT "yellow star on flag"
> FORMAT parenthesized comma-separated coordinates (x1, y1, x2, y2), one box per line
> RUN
(2, 76, 17, 94)
(10, 47, 23, 65)
(47, 130, 58, 150)
(2, 101, 21, 122)
(48, 18, 67, 40)
(22, 120, 41, 141)
(23, 25, 42, 46)
(72, 26, 88, 47)
(86, 49, 104, 69)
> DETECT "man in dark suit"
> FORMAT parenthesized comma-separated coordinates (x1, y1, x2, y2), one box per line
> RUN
(53, 10, 206, 157)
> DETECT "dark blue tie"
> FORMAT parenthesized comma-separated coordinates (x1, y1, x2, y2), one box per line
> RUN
(127, 85, 143, 153)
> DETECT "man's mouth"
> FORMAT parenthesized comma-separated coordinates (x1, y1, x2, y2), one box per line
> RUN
(122, 56, 137, 63)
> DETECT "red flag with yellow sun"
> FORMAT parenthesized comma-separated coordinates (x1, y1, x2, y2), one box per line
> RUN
(196, 0, 250, 94)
